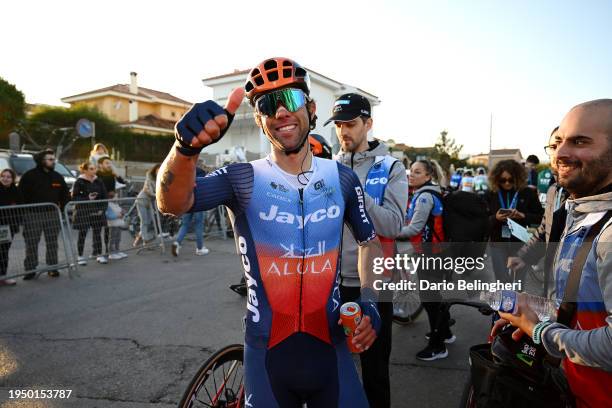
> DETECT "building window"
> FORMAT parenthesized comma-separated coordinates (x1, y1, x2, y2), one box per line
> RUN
(171, 111, 176, 118)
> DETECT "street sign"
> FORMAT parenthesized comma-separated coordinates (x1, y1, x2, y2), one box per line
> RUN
(76, 118, 94, 138)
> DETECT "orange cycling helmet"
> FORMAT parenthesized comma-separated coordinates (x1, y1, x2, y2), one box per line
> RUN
(244, 57, 311, 106)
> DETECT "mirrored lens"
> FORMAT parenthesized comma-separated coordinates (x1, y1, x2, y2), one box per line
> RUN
(256, 88, 306, 116)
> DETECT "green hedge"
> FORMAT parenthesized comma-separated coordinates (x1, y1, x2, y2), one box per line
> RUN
(68, 130, 175, 162)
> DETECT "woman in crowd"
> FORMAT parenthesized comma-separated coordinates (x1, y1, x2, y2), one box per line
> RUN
(486, 159, 543, 283)
(0, 169, 22, 286)
(134, 164, 160, 246)
(97, 156, 128, 259)
(399, 159, 454, 361)
(72, 162, 108, 265)
(89, 143, 110, 167)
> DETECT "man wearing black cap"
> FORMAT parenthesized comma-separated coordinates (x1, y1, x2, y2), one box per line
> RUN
(327, 93, 408, 408)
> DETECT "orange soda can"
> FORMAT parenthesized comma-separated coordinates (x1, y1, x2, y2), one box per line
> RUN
(340, 302, 362, 353)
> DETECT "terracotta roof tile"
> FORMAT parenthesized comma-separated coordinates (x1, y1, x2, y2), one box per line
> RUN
(121, 114, 176, 130)
(64, 84, 191, 105)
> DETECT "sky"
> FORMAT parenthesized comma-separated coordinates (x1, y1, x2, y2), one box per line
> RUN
(2, 0, 611, 159)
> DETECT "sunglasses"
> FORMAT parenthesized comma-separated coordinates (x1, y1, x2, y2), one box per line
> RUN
(255, 88, 308, 117)
(500, 177, 514, 183)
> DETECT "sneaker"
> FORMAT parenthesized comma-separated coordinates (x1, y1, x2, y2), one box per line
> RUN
(172, 242, 180, 257)
(108, 253, 122, 260)
(117, 252, 128, 259)
(97, 255, 108, 264)
(47, 270, 60, 278)
(78, 256, 88, 266)
(23, 272, 36, 280)
(161, 232, 170, 238)
(425, 332, 456, 344)
(0, 279, 16, 286)
(416, 345, 448, 361)
(195, 247, 209, 256)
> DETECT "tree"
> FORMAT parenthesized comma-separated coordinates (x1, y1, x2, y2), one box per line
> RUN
(434, 130, 463, 159)
(432, 130, 467, 174)
(0, 77, 26, 142)
(23, 105, 121, 159)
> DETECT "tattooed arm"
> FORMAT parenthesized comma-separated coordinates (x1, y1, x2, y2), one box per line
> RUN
(156, 143, 198, 215)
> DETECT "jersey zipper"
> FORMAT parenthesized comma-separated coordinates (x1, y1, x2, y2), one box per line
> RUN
(298, 187, 305, 332)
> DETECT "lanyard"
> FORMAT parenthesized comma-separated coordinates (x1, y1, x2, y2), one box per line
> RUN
(498, 190, 518, 209)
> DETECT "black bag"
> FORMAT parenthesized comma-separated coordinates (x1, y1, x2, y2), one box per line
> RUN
(419, 189, 489, 260)
(442, 190, 489, 259)
(469, 343, 573, 408)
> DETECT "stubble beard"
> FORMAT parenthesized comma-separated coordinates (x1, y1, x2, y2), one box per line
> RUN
(558, 148, 612, 197)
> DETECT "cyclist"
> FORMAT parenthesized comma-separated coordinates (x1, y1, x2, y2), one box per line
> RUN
(326, 92, 408, 408)
(473, 167, 489, 196)
(157, 57, 383, 407)
(449, 168, 463, 190)
(460, 169, 474, 192)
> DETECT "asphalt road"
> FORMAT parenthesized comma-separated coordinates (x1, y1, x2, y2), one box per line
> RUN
(0, 237, 508, 408)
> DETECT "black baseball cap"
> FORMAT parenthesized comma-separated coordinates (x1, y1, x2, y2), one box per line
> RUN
(323, 93, 371, 126)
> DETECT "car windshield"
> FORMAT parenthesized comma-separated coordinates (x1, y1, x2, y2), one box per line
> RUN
(55, 162, 73, 177)
(10, 156, 36, 175)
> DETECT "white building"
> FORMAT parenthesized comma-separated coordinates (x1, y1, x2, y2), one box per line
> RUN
(200, 67, 380, 164)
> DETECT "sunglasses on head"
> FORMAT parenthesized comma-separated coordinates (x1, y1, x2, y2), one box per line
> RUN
(255, 88, 308, 117)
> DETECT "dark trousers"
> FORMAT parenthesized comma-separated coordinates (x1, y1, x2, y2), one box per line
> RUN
(23, 215, 60, 271)
(104, 226, 110, 254)
(417, 268, 452, 348)
(340, 285, 393, 408)
(490, 242, 520, 283)
(0, 241, 12, 276)
(77, 224, 102, 256)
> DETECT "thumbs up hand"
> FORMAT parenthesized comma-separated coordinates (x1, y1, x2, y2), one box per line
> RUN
(175, 87, 245, 156)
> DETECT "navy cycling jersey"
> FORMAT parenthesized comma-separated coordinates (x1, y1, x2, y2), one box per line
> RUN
(192, 156, 376, 349)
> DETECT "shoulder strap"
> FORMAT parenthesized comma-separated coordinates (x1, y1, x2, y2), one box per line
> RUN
(557, 210, 611, 326)
(414, 188, 444, 242)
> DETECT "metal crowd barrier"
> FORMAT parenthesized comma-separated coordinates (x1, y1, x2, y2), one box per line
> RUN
(0, 199, 235, 281)
(63, 197, 166, 272)
(0, 202, 73, 281)
(203, 206, 229, 240)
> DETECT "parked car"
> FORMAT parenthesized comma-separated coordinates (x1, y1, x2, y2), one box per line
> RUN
(0, 150, 76, 189)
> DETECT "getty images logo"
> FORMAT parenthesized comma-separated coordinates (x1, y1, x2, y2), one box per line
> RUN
(259, 205, 341, 229)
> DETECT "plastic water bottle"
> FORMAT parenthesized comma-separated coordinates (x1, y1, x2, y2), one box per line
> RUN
(480, 290, 556, 321)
